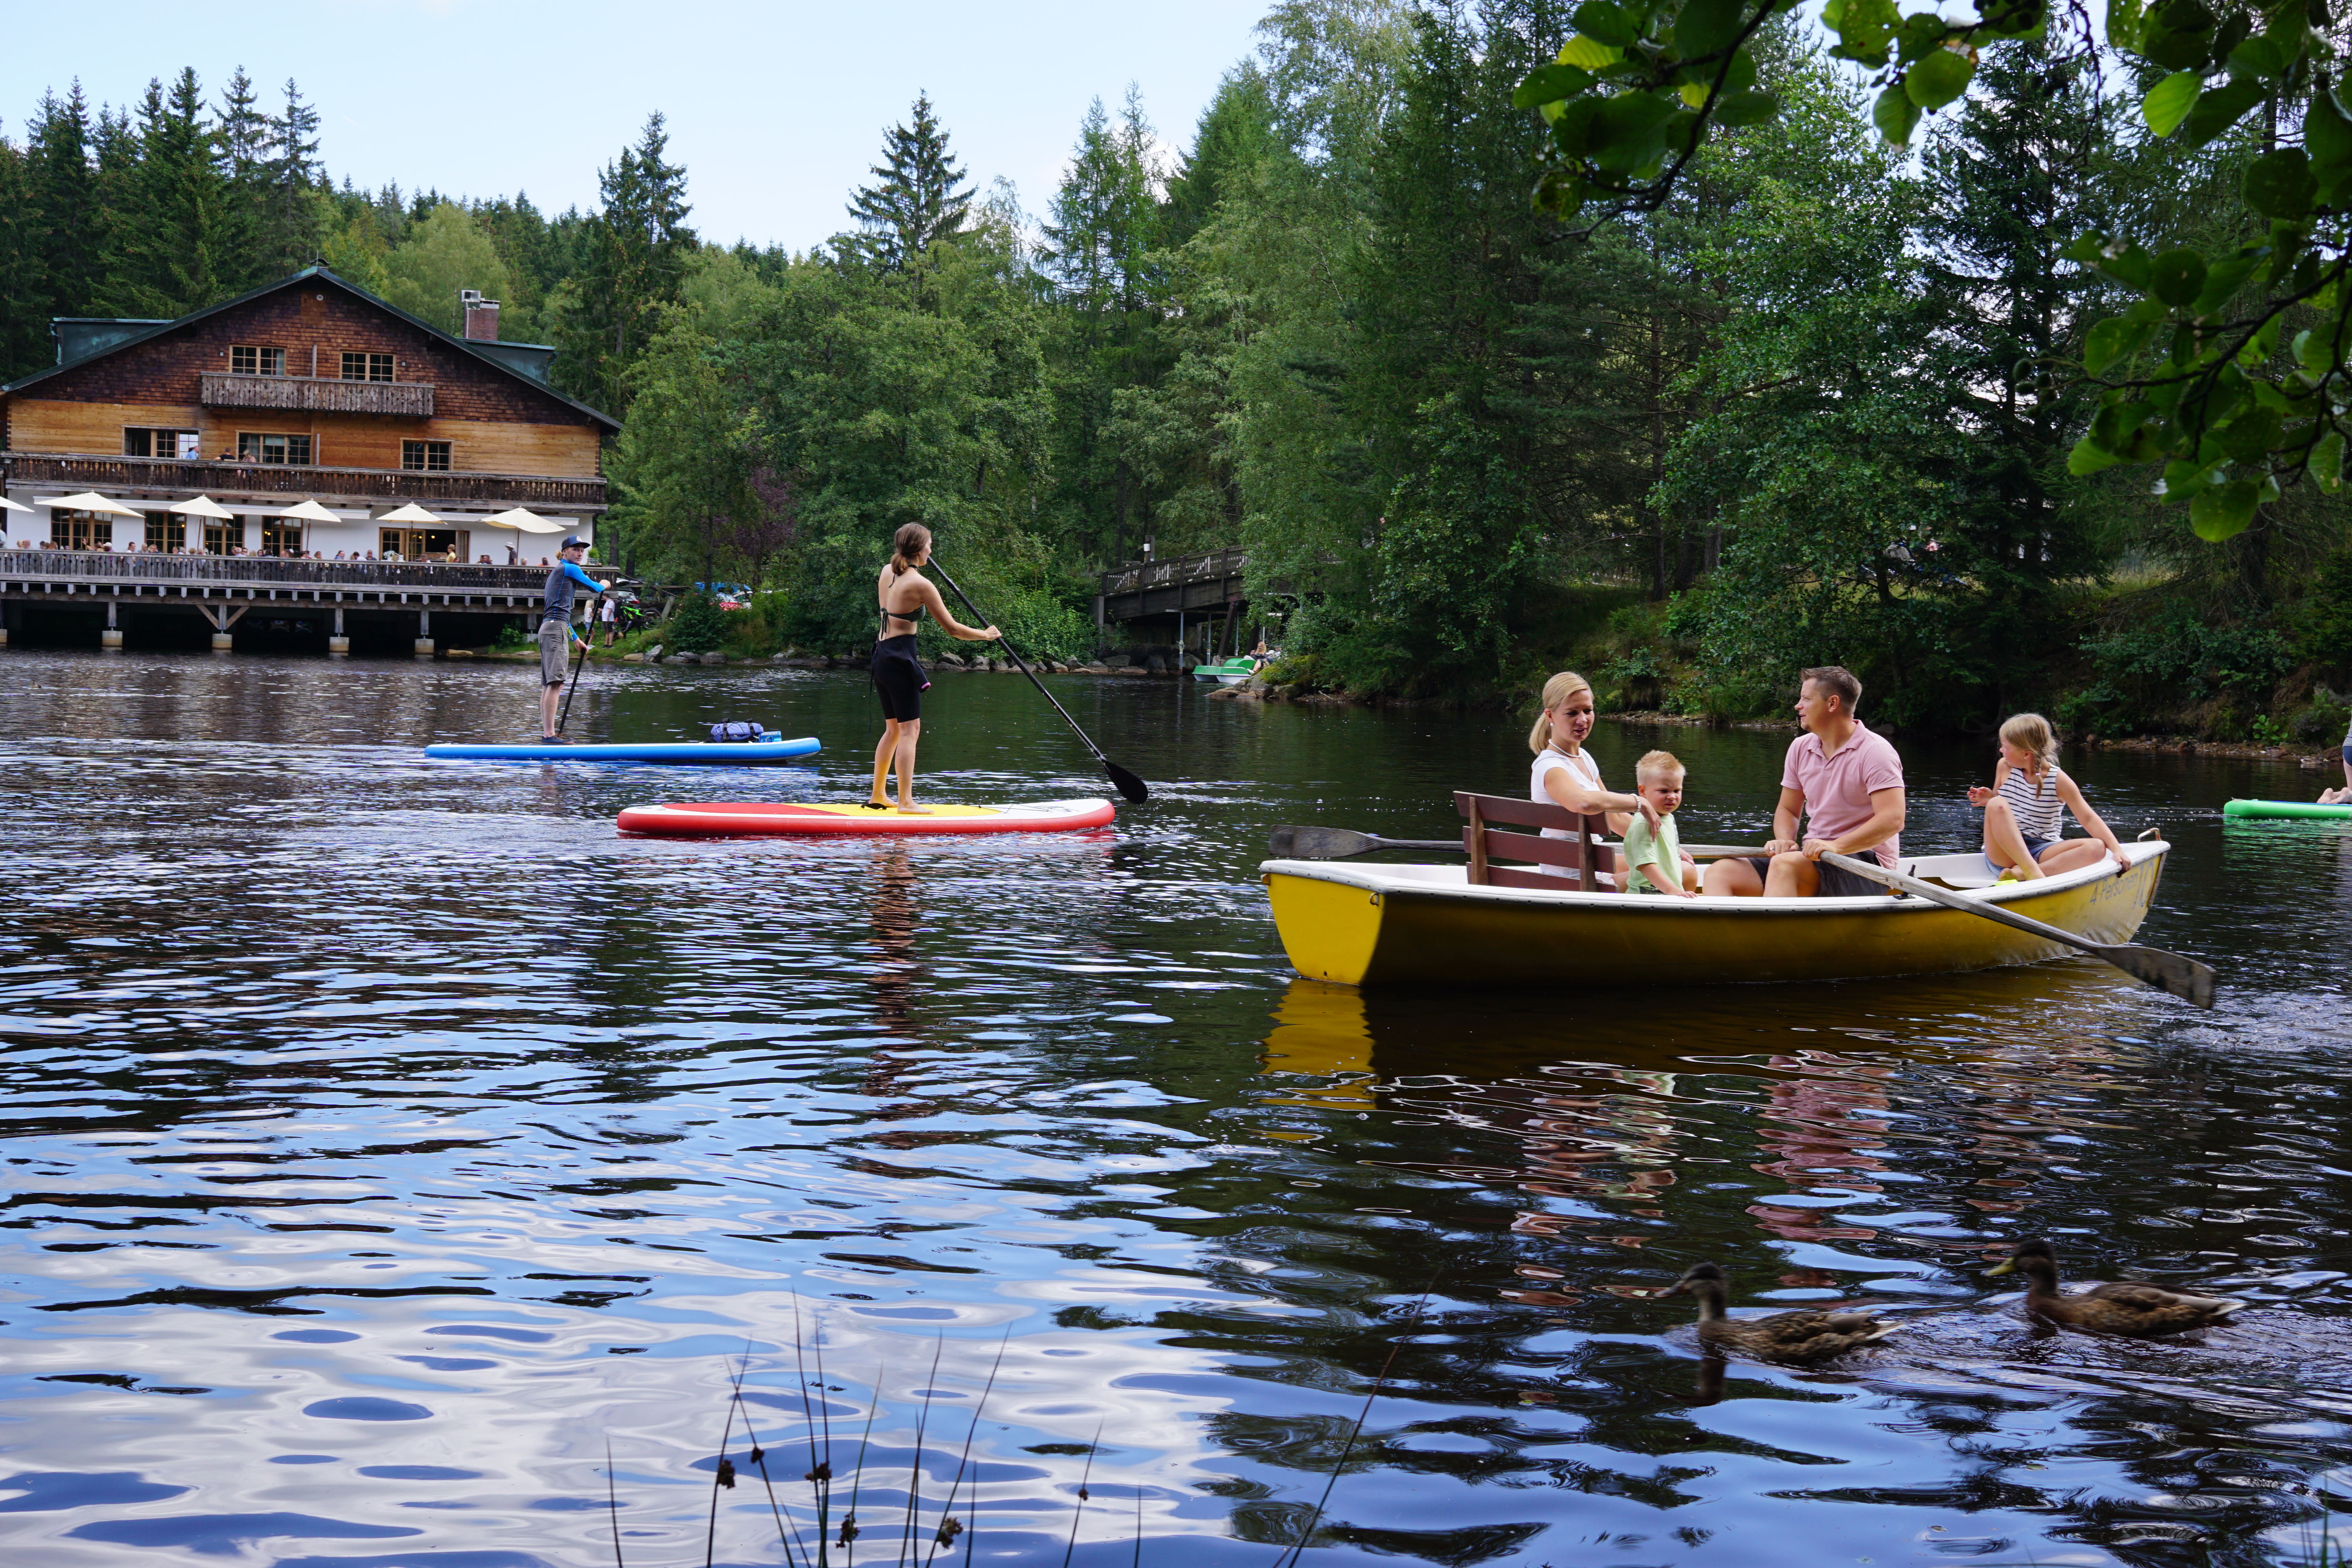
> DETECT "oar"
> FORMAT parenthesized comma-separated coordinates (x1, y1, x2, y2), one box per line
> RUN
(926, 557, 1149, 804)
(1819, 850, 2215, 1008)
(554, 606, 593, 736)
(1268, 826, 1772, 860)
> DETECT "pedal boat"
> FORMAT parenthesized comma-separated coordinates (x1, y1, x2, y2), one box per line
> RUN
(1261, 841, 2171, 988)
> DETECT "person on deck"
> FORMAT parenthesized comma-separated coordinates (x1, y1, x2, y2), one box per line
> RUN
(537, 537, 608, 742)
(867, 522, 1000, 813)
(1527, 670, 1660, 887)
(1704, 666, 1906, 898)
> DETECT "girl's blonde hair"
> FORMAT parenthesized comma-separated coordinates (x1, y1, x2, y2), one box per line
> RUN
(1999, 711, 2060, 796)
(1528, 671, 1595, 754)
(889, 522, 932, 577)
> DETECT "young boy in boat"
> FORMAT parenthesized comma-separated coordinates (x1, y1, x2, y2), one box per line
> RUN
(1620, 750, 1700, 897)
(1703, 665, 1904, 898)
(1968, 712, 2129, 878)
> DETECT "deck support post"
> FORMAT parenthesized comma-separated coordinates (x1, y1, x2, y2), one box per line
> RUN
(414, 607, 433, 657)
(102, 596, 122, 649)
(329, 605, 348, 656)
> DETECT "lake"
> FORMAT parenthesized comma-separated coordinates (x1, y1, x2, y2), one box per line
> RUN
(0, 649, 2347, 1567)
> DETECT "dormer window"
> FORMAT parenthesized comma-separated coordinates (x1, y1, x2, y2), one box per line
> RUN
(340, 352, 394, 383)
(231, 345, 285, 376)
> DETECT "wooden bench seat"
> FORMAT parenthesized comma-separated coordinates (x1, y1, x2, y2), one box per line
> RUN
(1455, 790, 1612, 891)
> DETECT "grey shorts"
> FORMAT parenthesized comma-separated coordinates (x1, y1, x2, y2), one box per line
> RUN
(539, 619, 572, 684)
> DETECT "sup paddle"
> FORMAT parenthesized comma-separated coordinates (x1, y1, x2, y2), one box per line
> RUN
(1819, 850, 2215, 1008)
(554, 607, 593, 737)
(926, 557, 1149, 804)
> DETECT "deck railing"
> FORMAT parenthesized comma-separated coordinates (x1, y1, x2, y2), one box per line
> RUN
(198, 371, 434, 418)
(0, 549, 555, 592)
(0, 452, 604, 510)
(1097, 546, 1248, 599)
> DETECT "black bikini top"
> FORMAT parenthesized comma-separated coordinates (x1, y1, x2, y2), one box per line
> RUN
(880, 600, 929, 632)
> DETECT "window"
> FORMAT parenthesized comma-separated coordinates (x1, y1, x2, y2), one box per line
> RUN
(260, 519, 306, 556)
(238, 432, 313, 466)
(231, 345, 286, 376)
(203, 519, 237, 555)
(50, 510, 113, 550)
(379, 526, 465, 561)
(401, 440, 451, 472)
(123, 427, 201, 459)
(144, 511, 180, 552)
(340, 352, 394, 383)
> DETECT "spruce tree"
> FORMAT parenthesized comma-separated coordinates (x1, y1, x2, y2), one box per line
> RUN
(107, 70, 233, 318)
(214, 67, 269, 287)
(554, 113, 695, 411)
(258, 78, 323, 277)
(28, 85, 100, 321)
(0, 140, 50, 377)
(841, 93, 973, 272)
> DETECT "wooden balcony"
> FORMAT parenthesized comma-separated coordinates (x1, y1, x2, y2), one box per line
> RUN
(199, 370, 434, 417)
(0, 451, 606, 512)
(0, 548, 555, 593)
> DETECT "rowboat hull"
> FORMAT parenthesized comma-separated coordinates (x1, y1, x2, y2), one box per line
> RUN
(1263, 843, 2169, 988)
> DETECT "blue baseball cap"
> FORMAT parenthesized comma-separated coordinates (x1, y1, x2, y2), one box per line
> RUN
(560, 536, 585, 550)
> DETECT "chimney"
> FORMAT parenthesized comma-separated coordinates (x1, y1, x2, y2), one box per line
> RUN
(460, 289, 500, 342)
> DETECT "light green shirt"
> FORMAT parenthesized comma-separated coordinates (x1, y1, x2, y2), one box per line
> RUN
(1622, 812, 1684, 894)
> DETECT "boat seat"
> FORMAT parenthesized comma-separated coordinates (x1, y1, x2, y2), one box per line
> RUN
(1454, 790, 1610, 891)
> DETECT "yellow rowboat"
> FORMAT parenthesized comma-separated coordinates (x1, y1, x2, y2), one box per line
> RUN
(1262, 842, 2172, 989)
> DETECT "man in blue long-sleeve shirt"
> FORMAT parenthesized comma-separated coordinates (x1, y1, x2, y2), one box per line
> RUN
(539, 537, 609, 740)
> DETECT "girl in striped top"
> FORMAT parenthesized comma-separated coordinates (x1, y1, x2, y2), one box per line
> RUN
(1965, 713, 2128, 880)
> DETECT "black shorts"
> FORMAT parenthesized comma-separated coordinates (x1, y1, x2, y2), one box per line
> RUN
(871, 634, 928, 722)
(1741, 856, 1892, 897)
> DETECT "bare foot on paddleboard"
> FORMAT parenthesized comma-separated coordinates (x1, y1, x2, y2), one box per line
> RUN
(895, 804, 935, 814)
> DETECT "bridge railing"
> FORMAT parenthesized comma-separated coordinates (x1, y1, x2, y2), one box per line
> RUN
(1098, 546, 1248, 599)
(0, 550, 554, 592)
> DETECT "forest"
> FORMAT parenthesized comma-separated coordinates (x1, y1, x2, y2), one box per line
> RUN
(2, 0, 2348, 741)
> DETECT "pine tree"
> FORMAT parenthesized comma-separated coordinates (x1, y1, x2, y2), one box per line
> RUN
(107, 70, 234, 317)
(1163, 67, 1277, 247)
(1040, 88, 1161, 314)
(258, 78, 324, 276)
(554, 112, 696, 412)
(840, 93, 973, 273)
(28, 85, 100, 321)
(214, 67, 270, 287)
(0, 138, 50, 377)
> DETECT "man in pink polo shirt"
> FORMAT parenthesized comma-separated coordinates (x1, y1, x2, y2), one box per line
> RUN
(1703, 665, 1906, 898)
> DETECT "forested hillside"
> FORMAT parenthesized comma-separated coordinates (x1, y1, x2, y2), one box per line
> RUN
(5, 1, 2347, 739)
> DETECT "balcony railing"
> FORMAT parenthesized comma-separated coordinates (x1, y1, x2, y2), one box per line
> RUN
(1098, 547, 1249, 598)
(0, 452, 605, 512)
(199, 371, 434, 417)
(0, 549, 559, 592)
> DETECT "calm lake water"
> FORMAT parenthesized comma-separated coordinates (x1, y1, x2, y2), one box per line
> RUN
(0, 649, 2348, 1568)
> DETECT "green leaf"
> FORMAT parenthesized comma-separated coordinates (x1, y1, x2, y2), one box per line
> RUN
(1550, 97, 1604, 157)
(2181, 74, 2264, 145)
(1872, 82, 1922, 143)
(2265, 220, 2309, 287)
(2149, 247, 2209, 307)
(1905, 45, 1976, 109)
(2090, 396, 2156, 451)
(1828, 0, 1900, 61)
(2214, 405, 2283, 462)
(2085, 315, 2158, 374)
(2239, 313, 2285, 365)
(2311, 429, 2345, 492)
(2293, 327, 2332, 375)
(1985, 2, 2047, 42)
(1532, 167, 1588, 219)
(2140, 0, 2218, 71)
(1513, 64, 1595, 109)
(2189, 479, 2260, 540)
(1590, 91, 1677, 173)
(2307, 89, 2352, 200)
(1674, 0, 1746, 58)
(1559, 34, 1624, 68)
(2243, 147, 2315, 220)
(2107, 0, 2146, 49)
(2226, 33, 2289, 79)
(2068, 435, 2126, 475)
(2141, 71, 2201, 137)
(1894, 11, 1950, 63)
(1573, 0, 1641, 47)
(1664, 109, 1708, 155)
(1712, 89, 1779, 126)
(2192, 245, 2265, 314)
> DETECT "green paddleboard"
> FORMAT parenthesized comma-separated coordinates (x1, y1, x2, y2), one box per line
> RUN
(2223, 798, 2352, 820)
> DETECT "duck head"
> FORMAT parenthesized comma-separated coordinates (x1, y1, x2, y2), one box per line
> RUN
(1664, 1262, 1730, 1317)
(1987, 1238, 2060, 1285)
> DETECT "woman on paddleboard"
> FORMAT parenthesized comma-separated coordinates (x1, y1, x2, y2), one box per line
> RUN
(869, 523, 1000, 813)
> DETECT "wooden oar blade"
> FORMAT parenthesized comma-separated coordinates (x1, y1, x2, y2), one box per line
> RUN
(1104, 759, 1149, 804)
(2109, 944, 2218, 1009)
(1268, 826, 1380, 858)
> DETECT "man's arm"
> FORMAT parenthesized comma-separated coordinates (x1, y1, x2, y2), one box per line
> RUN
(1804, 787, 1906, 858)
(559, 560, 605, 592)
(1766, 786, 1806, 853)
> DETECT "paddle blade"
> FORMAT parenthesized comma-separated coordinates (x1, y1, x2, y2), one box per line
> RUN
(1268, 826, 1379, 858)
(2111, 944, 2217, 1009)
(1105, 760, 1149, 804)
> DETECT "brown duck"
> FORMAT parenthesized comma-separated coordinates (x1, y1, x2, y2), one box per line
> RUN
(1986, 1238, 2245, 1337)
(1665, 1262, 1896, 1362)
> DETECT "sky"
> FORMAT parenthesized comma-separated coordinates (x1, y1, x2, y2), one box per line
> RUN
(2, 0, 1278, 251)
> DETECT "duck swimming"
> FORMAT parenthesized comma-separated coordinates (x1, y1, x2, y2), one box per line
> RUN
(1664, 1262, 1896, 1362)
(1986, 1238, 2245, 1337)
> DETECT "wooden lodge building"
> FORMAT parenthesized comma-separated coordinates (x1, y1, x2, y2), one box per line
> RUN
(0, 265, 618, 652)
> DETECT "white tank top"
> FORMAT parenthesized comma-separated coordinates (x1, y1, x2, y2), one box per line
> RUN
(1530, 746, 1610, 884)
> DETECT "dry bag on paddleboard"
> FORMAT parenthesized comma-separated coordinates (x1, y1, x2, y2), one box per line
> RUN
(709, 722, 768, 742)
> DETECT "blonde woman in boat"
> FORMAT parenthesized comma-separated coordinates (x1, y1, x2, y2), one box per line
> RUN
(1967, 712, 2127, 880)
(1529, 671, 1660, 887)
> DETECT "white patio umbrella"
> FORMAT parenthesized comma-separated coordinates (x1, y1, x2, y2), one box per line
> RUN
(377, 503, 443, 524)
(40, 491, 142, 517)
(168, 494, 235, 519)
(0, 495, 29, 514)
(276, 499, 340, 522)
(482, 506, 570, 563)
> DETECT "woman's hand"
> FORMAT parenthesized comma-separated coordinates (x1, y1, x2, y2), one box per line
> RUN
(1628, 795, 1662, 833)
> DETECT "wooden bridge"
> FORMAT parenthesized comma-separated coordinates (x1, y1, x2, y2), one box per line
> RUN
(0, 549, 553, 653)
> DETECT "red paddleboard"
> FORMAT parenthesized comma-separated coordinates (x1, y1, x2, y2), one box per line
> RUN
(616, 798, 1117, 838)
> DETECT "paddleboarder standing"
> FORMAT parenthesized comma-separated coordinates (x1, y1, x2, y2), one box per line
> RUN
(869, 522, 999, 812)
(539, 537, 608, 741)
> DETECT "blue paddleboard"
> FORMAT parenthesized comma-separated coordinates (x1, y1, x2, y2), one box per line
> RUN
(425, 737, 822, 764)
